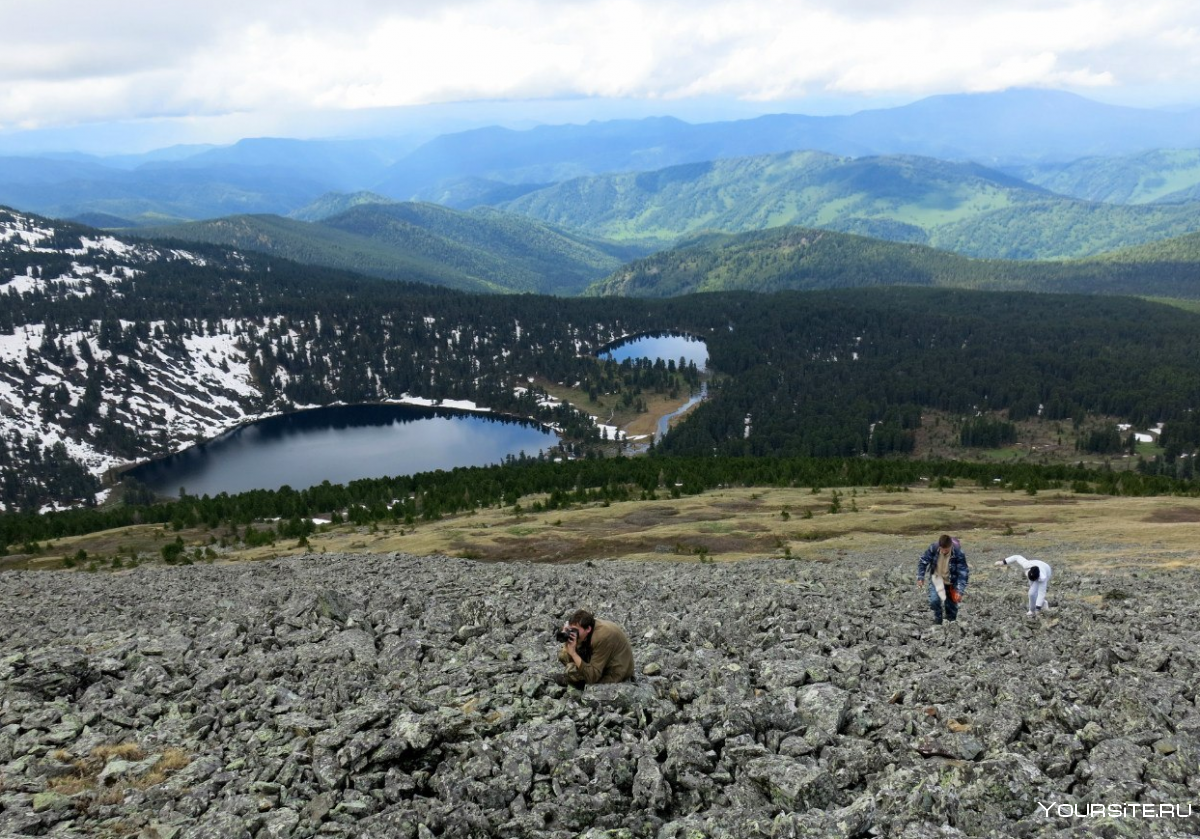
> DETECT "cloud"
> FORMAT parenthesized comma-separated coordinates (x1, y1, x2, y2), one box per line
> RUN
(1, 0, 1198, 132)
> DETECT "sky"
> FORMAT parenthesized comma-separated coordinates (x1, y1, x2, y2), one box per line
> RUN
(2, 0, 1199, 154)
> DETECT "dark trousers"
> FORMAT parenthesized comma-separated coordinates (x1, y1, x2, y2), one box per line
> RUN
(927, 580, 958, 624)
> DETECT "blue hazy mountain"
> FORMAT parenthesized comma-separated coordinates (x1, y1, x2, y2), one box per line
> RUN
(0, 139, 412, 224)
(373, 89, 1200, 200)
(5, 89, 1200, 226)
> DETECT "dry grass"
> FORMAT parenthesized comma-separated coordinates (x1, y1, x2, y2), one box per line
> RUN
(92, 786, 127, 806)
(14, 480, 1200, 572)
(47, 774, 95, 796)
(534, 377, 698, 441)
(92, 743, 145, 763)
(275, 484, 1200, 572)
(44, 742, 190, 808)
(2, 523, 220, 571)
(141, 747, 190, 786)
(912, 409, 1150, 469)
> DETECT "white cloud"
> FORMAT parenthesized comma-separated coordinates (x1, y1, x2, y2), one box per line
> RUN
(1, 0, 1198, 132)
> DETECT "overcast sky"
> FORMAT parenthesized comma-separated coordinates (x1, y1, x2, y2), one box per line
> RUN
(3, 0, 1199, 151)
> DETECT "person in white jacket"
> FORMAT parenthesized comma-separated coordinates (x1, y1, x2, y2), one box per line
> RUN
(995, 554, 1052, 618)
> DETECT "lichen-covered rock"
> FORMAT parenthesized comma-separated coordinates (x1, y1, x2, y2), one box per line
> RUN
(743, 755, 839, 811)
(8, 647, 94, 700)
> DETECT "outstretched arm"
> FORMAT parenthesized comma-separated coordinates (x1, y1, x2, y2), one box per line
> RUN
(916, 545, 935, 588)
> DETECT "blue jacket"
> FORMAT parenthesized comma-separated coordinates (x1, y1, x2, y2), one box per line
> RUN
(917, 543, 970, 594)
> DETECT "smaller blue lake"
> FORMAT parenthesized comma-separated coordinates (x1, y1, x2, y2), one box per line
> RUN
(599, 333, 711, 442)
(127, 404, 559, 498)
(599, 333, 709, 369)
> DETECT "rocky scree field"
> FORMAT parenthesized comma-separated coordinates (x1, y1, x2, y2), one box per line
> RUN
(0, 550, 1198, 838)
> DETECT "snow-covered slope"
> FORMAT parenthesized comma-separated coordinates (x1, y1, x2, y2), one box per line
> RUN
(0, 211, 273, 509)
(0, 208, 614, 511)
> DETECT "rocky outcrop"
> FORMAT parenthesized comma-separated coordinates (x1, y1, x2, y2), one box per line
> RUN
(1, 551, 1198, 837)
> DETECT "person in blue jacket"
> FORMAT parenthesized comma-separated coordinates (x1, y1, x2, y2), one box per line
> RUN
(916, 534, 970, 625)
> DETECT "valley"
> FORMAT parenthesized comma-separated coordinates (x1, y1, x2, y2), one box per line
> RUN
(7, 205, 1200, 519)
(135, 204, 649, 296)
(9, 10, 1200, 838)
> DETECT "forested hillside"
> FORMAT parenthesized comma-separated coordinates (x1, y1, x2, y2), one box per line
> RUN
(137, 203, 648, 295)
(586, 226, 1200, 299)
(501, 150, 1200, 259)
(659, 288, 1200, 462)
(1095, 229, 1200, 263)
(930, 200, 1200, 259)
(287, 191, 396, 222)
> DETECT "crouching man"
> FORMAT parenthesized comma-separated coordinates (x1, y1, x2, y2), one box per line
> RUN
(556, 609, 634, 688)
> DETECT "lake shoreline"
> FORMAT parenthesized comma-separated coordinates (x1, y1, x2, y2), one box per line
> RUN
(119, 399, 562, 500)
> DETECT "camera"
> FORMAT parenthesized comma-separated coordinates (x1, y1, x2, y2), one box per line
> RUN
(555, 626, 578, 643)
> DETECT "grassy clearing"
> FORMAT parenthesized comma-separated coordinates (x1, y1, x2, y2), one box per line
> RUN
(1145, 296, 1200, 314)
(1135, 441, 1165, 458)
(534, 377, 699, 441)
(247, 484, 1200, 572)
(2, 522, 227, 572)
(913, 410, 1147, 469)
(11, 479, 1200, 574)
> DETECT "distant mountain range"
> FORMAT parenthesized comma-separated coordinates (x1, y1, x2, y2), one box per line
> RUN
(5, 89, 1200, 230)
(134, 188, 1200, 301)
(137, 202, 649, 295)
(0, 159, 333, 226)
(0, 138, 412, 226)
(377, 89, 1200, 202)
(159, 148, 1200, 272)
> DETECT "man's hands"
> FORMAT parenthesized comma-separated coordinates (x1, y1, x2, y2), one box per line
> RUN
(916, 579, 924, 592)
(994, 559, 1005, 566)
(563, 624, 581, 666)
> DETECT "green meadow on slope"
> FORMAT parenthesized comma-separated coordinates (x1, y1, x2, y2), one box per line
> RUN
(586, 225, 1200, 299)
(1010, 148, 1200, 204)
(502, 150, 1200, 260)
(131, 148, 1200, 296)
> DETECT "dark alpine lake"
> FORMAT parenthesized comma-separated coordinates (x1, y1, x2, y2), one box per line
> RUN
(599, 333, 709, 369)
(127, 404, 559, 497)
